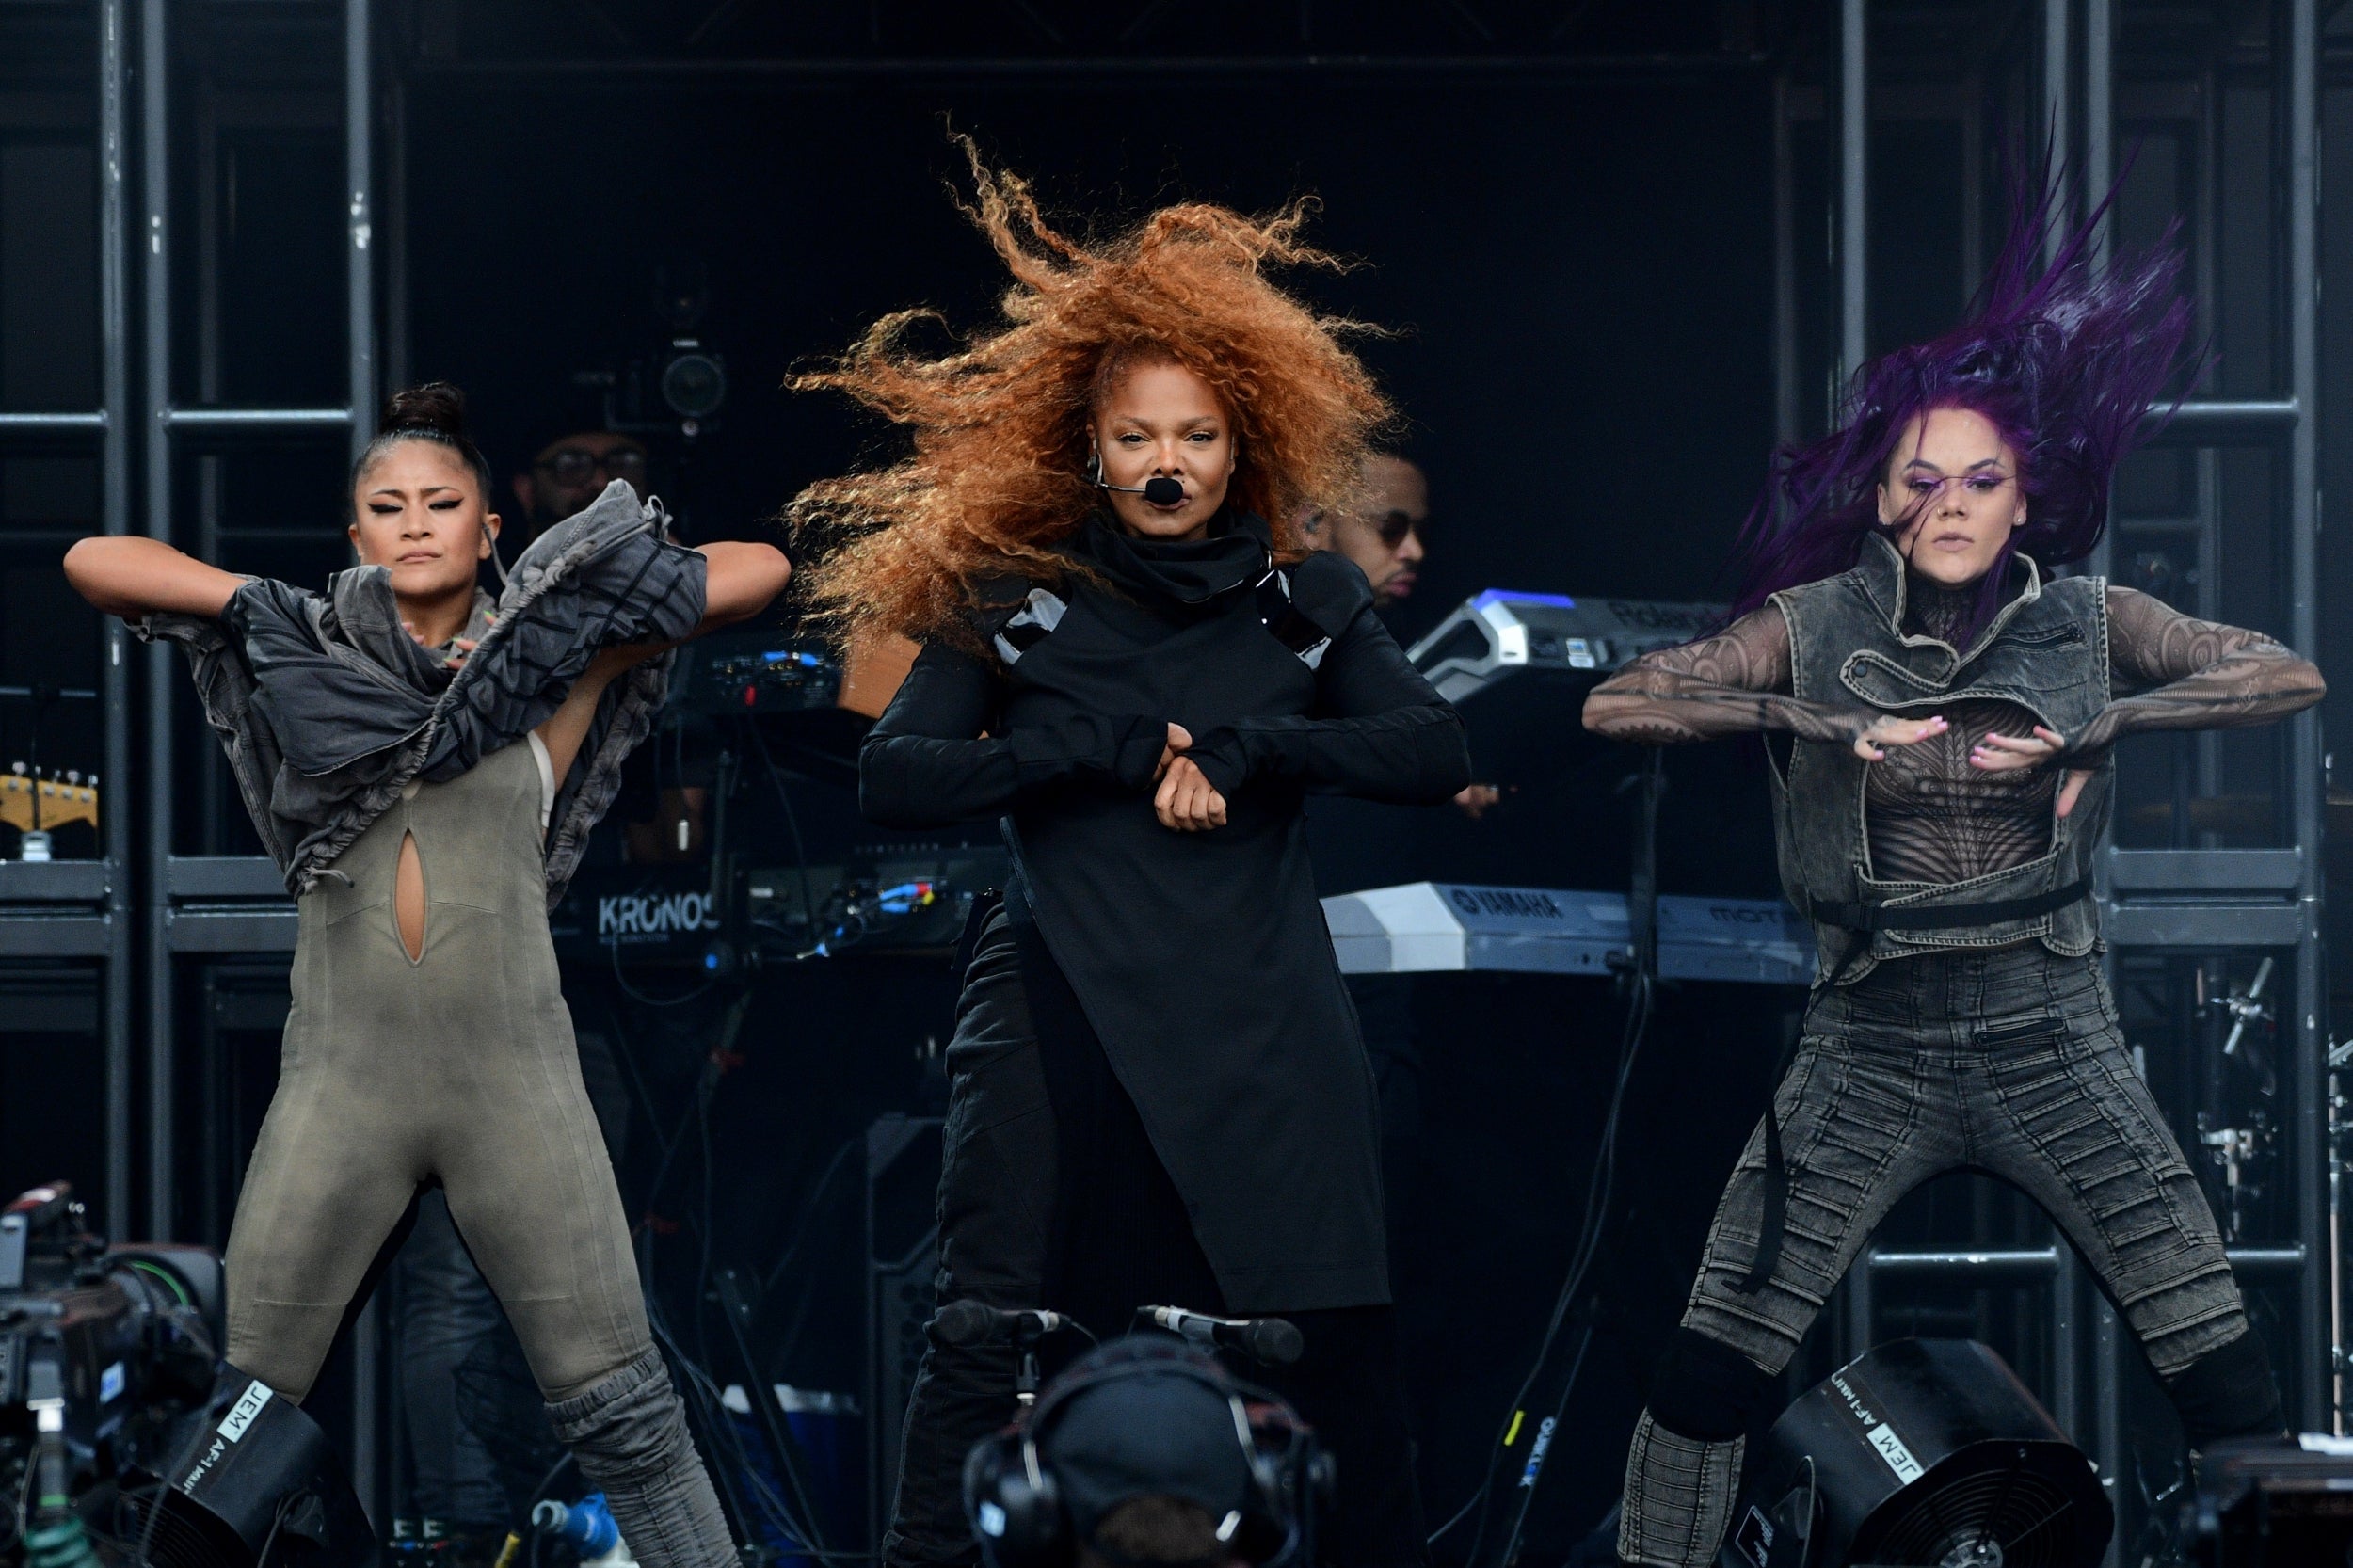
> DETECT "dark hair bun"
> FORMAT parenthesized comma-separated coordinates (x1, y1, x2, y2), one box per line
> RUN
(355, 380, 493, 496)
(380, 381, 471, 442)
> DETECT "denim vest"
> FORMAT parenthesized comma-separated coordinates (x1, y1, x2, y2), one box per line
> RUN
(1767, 534, 2111, 984)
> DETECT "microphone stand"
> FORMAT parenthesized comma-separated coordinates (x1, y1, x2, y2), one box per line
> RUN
(1470, 749, 1664, 1568)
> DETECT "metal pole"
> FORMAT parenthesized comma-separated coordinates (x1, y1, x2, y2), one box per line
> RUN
(98, 0, 134, 1244)
(344, 0, 381, 1528)
(2287, 0, 2327, 1432)
(1771, 73, 1797, 448)
(2052, 1242, 2082, 1444)
(2094, 1301, 2121, 1568)
(2081, 11, 2123, 1544)
(2084, 0, 2112, 273)
(139, 0, 172, 1242)
(1838, 0, 1867, 391)
(2043, 0, 2071, 265)
(1846, 1249, 1875, 1356)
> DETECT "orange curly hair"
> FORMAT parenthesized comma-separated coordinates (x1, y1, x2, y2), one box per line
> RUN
(787, 141, 1393, 646)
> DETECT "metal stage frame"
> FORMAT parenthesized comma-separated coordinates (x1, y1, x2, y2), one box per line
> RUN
(1779, 3, 2333, 1561)
(0, 0, 2338, 1551)
(0, 0, 383, 1513)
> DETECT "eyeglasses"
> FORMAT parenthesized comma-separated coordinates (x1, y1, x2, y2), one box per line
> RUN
(1373, 510, 1424, 550)
(538, 446, 648, 487)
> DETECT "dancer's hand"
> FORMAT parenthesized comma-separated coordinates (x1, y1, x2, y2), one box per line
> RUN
(1971, 725, 2094, 818)
(1853, 713, 1946, 761)
(405, 621, 478, 670)
(1154, 722, 1193, 784)
(1452, 783, 1504, 820)
(1156, 755, 1228, 831)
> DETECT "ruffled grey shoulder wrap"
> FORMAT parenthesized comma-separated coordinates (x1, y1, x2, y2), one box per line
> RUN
(140, 479, 708, 906)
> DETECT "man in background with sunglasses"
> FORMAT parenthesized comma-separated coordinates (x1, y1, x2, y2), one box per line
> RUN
(1305, 456, 1496, 816)
(1302, 452, 1427, 610)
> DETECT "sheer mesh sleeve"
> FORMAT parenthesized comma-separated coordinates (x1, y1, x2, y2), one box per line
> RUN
(1581, 604, 1875, 745)
(2068, 588, 2327, 761)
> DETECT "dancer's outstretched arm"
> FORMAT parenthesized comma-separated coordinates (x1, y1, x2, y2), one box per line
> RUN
(63, 536, 245, 619)
(1583, 603, 1943, 759)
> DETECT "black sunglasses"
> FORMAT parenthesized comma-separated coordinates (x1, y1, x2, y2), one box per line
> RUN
(1373, 510, 1424, 550)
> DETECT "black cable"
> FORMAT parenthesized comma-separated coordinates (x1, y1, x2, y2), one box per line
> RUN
(1442, 968, 1653, 1558)
(603, 1006, 678, 1171)
(1444, 756, 1665, 1560)
(754, 1137, 858, 1301)
(743, 720, 819, 950)
(1489, 1321, 1598, 1568)
(606, 926, 721, 1008)
(648, 1296, 864, 1560)
(1440, 734, 1666, 1562)
(695, 1087, 718, 1368)
(620, 1008, 846, 1565)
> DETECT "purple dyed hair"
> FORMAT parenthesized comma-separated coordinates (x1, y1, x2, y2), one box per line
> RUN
(1731, 157, 2195, 639)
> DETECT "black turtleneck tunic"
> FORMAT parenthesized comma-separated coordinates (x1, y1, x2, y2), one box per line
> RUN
(860, 511, 1470, 1312)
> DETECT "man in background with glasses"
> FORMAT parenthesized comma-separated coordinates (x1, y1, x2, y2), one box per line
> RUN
(512, 429, 652, 545)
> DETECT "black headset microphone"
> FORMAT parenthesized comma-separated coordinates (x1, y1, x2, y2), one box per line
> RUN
(1101, 473, 1187, 506)
(1089, 447, 1188, 507)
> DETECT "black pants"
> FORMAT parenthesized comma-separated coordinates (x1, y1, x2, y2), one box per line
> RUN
(885, 910, 1429, 1568)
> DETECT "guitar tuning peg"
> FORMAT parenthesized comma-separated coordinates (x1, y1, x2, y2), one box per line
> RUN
(64, 771, 79, 785)
(9, 761, 23, 775)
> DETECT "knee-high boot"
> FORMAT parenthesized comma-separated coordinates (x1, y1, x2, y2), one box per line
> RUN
(546, 1347, 736, 1568)
(1617, 1411, 1745, 1568)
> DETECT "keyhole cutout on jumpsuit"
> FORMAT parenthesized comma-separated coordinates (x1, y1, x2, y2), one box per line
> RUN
(395, 829, 425, 964)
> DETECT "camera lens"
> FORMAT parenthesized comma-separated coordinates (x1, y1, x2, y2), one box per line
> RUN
(661, 352, 727, 420)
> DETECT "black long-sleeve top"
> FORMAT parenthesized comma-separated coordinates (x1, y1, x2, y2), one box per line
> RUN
(861, 509, 1469, 1311)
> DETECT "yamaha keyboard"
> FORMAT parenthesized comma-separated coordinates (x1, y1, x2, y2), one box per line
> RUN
(1322, 882, 1812, 984)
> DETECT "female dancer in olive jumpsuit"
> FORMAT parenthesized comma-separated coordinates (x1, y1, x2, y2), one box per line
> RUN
(66, 385, 792, 1568)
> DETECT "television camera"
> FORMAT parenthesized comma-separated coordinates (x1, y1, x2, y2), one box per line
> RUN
(1, 1181, 371, 1568)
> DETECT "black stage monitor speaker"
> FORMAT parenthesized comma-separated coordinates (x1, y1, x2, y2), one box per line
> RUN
(1727, 1339, 2110, 1568)
(122, 1367, 376, 1568)
(2186, 1434, 2353, 1566)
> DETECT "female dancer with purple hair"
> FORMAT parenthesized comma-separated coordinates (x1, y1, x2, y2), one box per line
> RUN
(1584, 184, 2323, 1568)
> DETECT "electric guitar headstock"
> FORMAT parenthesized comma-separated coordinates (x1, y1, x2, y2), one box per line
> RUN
(0, 764, 101, 834)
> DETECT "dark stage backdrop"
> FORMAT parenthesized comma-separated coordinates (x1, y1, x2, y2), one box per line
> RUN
(404, 70, 1781, 1556)
(404, 72, 1775, 618)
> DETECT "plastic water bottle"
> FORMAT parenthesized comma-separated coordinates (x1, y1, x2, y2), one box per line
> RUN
(531, 1494, 637, 1568)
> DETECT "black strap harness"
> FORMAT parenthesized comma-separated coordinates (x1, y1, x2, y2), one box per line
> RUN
(1806, 876, 2093, 935)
